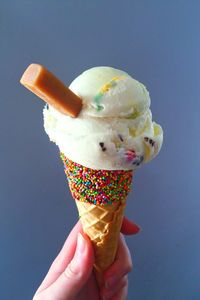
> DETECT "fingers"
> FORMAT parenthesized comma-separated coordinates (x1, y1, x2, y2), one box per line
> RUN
(121, 217, 140, 235)
(101, 234, 132, 299)
(34, 217, 137, 299)
(110, 284, 128, 300)
(101, 275, 128, 300)
(35, 220, 83, 294)
(34, 233, 94, 300)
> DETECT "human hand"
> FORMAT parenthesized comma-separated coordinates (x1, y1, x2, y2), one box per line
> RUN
(33, 217, 140, 300)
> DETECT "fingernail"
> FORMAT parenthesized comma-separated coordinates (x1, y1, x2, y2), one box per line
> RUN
(134, 224, 141, 233)
(74, 233, 86, 261)
(64, 233, 87, 277)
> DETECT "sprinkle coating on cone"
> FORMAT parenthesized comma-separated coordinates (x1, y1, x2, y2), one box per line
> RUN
(61, 153, 133, 205)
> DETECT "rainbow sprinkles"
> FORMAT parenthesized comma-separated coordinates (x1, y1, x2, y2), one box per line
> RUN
(61, 153, 133, 205)
(93, 76, 125, 111)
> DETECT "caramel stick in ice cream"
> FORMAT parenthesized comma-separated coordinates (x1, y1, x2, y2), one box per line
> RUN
(20, 64, 82, 117)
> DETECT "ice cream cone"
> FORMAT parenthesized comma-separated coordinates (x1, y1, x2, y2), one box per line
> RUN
(75, 200, 126, 286)
(20, 64, 163, 289)
(60, 153, 133, 287)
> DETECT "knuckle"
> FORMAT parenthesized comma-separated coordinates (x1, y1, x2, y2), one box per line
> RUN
(123, 259, 133, 274)
(51, 258, 64, 276)
(64, 261, 83, 280)
(121, 275, 128, 287)
(102, 276, 128, 300)
(116, 275, 128, 289)
(119, 234, 133, 274)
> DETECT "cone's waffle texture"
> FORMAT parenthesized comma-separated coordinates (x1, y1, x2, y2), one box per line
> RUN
(60, 154, 133, 286)
(75, 200, 125, 286)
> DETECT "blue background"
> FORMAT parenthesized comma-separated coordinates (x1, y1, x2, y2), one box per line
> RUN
(1, 1, 200, 299)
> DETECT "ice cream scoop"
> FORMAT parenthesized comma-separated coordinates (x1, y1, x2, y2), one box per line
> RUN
(44, 66, 163, 170)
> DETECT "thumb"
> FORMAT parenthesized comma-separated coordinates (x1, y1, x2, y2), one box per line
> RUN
(36, 233, 94, 300)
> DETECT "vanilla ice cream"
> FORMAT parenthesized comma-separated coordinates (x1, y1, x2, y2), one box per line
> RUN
(43, 66, 163, 170)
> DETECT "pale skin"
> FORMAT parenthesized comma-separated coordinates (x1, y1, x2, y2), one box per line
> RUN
(33, 218, 140, 300)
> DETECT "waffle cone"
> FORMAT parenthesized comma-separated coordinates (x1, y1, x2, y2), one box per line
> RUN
(75, 199, 126, 286)
(60, 154, 133, 287)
